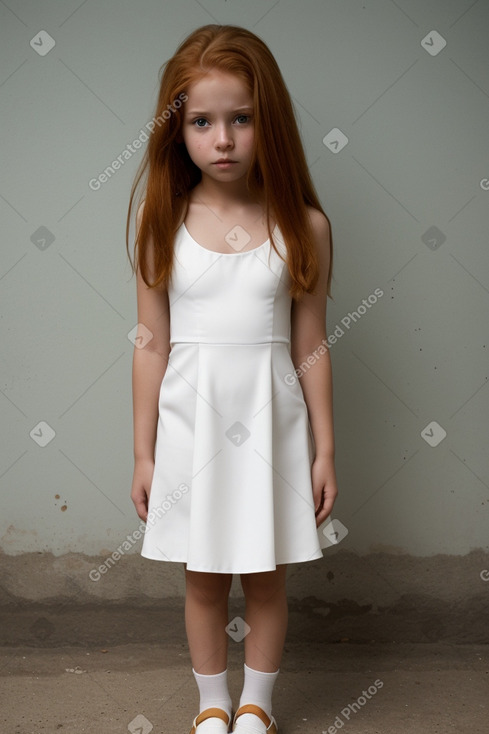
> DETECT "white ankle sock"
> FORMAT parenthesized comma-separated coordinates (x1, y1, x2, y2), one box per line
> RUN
(192, 668, 233, 726)
(238, 663, 279, 725)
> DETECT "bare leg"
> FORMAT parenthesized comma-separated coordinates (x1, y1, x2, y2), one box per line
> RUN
(184, 565, 233, 674)
(239, 564, 288, 672)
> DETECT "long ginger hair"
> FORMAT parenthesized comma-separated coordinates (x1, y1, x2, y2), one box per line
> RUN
(126, 24, 333, 301)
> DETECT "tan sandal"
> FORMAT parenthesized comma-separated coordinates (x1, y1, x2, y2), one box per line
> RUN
(189, 706, 234, 734)
(232, 704, 278, 733)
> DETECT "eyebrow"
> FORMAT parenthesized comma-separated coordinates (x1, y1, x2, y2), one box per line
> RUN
(186, 106, 253, 116)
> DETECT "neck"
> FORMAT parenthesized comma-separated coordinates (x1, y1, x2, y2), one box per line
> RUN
(195, 173, 260, 209)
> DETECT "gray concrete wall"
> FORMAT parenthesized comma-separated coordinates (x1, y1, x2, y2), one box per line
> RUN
(1, 1, 488, 614)
(1, 549, 488, 645)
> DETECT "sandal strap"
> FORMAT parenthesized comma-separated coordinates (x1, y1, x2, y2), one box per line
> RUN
(190, 706, 230, 734)
(234, 704, 278, 733)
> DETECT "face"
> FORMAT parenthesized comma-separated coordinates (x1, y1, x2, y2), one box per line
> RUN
(181, 69, 255, 187)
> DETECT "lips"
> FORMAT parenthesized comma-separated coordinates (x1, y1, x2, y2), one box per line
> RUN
(213, 159, 236, 164)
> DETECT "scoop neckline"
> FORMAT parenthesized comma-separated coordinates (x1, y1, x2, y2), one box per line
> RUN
(182, 222, 277, 256)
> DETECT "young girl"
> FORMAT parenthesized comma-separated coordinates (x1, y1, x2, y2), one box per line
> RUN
(126, 24, 338, 734)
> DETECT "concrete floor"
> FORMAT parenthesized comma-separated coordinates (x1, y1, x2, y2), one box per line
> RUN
(2, 552, 488, 731)
(1, 633, 488, 733)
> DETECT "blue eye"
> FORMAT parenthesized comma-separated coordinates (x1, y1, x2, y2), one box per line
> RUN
(191, 114, 251, 127)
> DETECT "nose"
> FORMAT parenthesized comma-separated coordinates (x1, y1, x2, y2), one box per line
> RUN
(214, 122, 234, 150)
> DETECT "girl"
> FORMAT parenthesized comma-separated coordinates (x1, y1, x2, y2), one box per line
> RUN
(126, 24, 338, 734)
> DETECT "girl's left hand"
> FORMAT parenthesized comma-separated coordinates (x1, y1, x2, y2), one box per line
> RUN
(311, 455, 339, 528)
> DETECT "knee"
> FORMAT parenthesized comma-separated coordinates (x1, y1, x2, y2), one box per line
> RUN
(185, 571, 232, 605)
(240, 570, 287, 604)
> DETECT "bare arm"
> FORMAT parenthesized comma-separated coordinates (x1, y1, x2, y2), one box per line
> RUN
(290, 209, 338, 526)
(132, 348, 168, 461)
(130, 202, 171, 519)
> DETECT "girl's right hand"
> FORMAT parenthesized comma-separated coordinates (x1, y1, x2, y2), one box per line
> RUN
(130, 458, 155, 523)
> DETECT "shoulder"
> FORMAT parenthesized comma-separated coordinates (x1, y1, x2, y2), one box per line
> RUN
(134, 199, 149, 251)
(305, 206, 330, 238)
(305, 206, 331, 265)
(136, 199, 146, 230)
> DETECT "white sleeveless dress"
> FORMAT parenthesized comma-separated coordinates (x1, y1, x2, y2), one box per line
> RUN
(140, 221, 323, 573)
